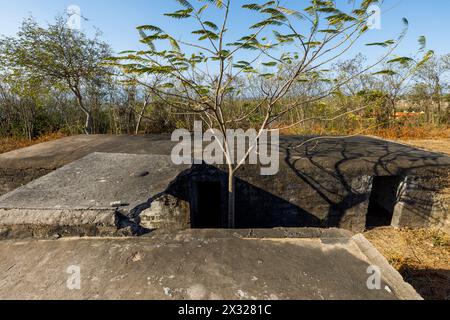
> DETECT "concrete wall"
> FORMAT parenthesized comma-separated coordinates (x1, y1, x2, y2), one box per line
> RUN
(393, 175, 450, 233)
(137, 164, 450, 233)
(139, 195, 190, 231)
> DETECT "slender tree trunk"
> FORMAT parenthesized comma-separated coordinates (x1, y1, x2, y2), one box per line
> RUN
(426, 98, 433, 124)
(26, 121, 32, 141)
(28, 117, 34, 141)
(434, 81, 442, 125)
(73, 87, 93, 135)
(135, 98, 149, 135)
(84, 111, 93, 135)
(436, 93, 442, 125)
(446, 105, 450, 124)
(227, 170, 236, 229)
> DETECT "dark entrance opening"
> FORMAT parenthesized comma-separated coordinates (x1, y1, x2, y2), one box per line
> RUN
(192, 181, 223, 228)
(366, 176, 402, 229)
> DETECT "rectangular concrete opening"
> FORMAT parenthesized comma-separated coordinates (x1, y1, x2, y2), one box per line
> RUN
(366, 176, 402, 229)
(192, 181, 223, 228)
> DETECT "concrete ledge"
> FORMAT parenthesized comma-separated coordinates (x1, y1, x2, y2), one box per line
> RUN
(2, 137, 450, 233)
(147, 227, 354, 240)
(351, 234, 423, 300)
(0, 231, 404, 300)
(0, 208, 121, 239)
(0, 208, 117, 226)
(0, 224, 122, 240)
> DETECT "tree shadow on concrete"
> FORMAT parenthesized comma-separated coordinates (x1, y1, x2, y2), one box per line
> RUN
(281, 136, 450, 230)
(128, 136, 449, 232)
(163, 163, 322, 229)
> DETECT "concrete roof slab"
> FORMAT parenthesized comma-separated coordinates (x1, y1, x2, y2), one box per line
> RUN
(0, 231, 420, 300)
(0, 153, 189, 212)
(0, 153, 191, 233)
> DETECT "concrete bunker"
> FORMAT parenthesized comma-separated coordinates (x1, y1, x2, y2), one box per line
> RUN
(137, 163, 323, 230)
(138, 164, 409, 232)
(1, 136, 449, 237)
(138, 159, 449, 233)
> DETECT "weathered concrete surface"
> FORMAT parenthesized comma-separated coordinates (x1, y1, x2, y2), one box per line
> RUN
(228, 136, 450, 232)
(0, 168, 53, 197)
(0, 229, 421, 300)
(0, 135, 176, 196)
(2, 135, 449, 173)
(1, 135, 449, 232)
(0, 153, 190, 238)
(0, 134, 175, 170)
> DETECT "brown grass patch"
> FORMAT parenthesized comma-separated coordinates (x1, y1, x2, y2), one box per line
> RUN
(278, 122, 450, 140)
(364, 227, 450, 300)
(373, 126, 450, 140)
(397, 138, 450, 156)
(0, 132, 65, 154)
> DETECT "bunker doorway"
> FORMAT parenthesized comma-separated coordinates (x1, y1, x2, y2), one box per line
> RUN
(366, 176, 402, 229)
(192, 181, 224, 228)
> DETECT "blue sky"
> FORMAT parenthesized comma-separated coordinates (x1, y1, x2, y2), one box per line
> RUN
(0, 0, 449, 63)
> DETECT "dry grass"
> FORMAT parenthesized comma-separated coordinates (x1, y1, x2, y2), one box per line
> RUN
(280, 122, 450, 140)
(372, 126, 450, 140)
(398, 138, 450, 156)
(0, 132, 65, 154)
(365, 227, 450, 300)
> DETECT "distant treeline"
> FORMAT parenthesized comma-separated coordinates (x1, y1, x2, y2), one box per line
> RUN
(0, 17, 449, 141)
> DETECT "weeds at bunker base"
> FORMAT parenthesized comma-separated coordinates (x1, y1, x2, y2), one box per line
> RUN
(171, 121, 280, 176)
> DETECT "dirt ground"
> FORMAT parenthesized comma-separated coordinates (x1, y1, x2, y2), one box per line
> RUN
(364, 227, 450, 300)
(0, 168, 53, 196)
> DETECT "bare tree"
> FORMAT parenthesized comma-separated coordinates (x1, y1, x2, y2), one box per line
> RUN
(415, 54, 450, 124)
(372, 37, 434, 126)
(108, 0, 426, 227)
(0, 17, 111, 134)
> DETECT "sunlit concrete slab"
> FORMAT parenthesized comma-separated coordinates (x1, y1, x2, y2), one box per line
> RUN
(0, 153, 190, 237)
(0, 134, 177, 170)
(0, 229, 421, 300)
